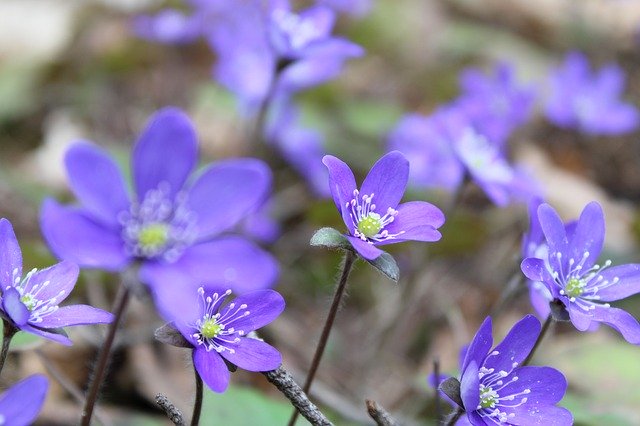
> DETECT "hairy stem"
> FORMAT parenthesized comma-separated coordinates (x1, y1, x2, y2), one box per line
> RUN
(0, 320, 17, 376)
(264, 365, 333, 426)
(81, 277, 132, 426)
(287, 250, 357, 426)
(156, 394, 185, 426)
(444, 408, 464, 426)
(191, 364, 203, 426)
(523, 314, 553, 366)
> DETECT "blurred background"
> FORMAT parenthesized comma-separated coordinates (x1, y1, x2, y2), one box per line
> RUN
(2, 0, 640, 424)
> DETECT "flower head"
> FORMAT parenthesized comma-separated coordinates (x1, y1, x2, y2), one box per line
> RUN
(0, 375, 49, 426)
(521, 202, 640, 344)
(459, 316, 572, 425)
(323, 151, 444, 260)
(0, 219, 113, 345)
(167, 285, 284, 392)
(545, 51, 639, 135)
(40, 108, 278, 317)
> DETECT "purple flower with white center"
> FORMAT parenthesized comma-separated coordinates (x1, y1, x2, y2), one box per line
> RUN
(0, 219, 113, 345)
(544, 51, 640, 135)
(39, 107, 278, 316)
(323, 151, 445, 260)
(459, 316, 572, 425)
(166, 285, 284, 392)
(457, 63, 535, 147)
(521, 202, 640, 344)
(0, 375, 48, 426)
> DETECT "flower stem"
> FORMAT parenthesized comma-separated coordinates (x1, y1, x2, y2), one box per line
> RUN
(366, 400, 400, 426)
(0, 319, 17, 376)
(81, 277, 132, 426)
(444, 408, 464, 426)
(433, 357, 442, 423)
(191, 363, 203, 426)
(523, 314, 553, 366)
(263, 365, 333, 426)
(287, 250, 357, 426)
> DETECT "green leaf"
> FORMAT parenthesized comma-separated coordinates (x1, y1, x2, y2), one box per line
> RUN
(310, 227, 350, 250)
(366, 252, 400, 283)
(199, 384, 293, 425)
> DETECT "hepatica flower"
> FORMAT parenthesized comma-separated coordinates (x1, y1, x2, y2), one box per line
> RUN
(168, 285, 284, 392)
(323, 151, 445, 260)
(545, 51, 639, 135)
(40, 107, 278, 315)
(0, 219, 112, 345)
(0, 375, 48, 426)
(458, 316, 571, 425)
(521, 202, 640, 344)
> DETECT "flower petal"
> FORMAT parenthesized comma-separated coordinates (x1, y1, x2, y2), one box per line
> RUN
(593, 263, 640, 301)
(193, 347, 230, 393)
(64, 142, 130, 228)
(0, 375, 48, 425)
(460, 360, 480, 412)
(461, 317, 493, 373)
(2, 287, 29, 326)
(568, 201, 604, 269)
(40, 200, 130, 271)
(186, 159, 271, 238)
(591, 305, 640, 344)
(537, 204, 568, 270)
(483, 315, 540, 373)
(221, 337, 281, 372)
(567, 305, 593, 331)
(132, 107, 198, 201)
(503, 366, 567, 406)
(225, 290, 285, 333)
(322, 155, 357, 234)
(509, 404, 573, 426)
(36, 305, 113, 329)
(382, 201, 444, 242)
(0, 218, 22, 289)
(24, 261, 78, 304)
(359, 151, 409, 213)
(346, 235, 383, 260)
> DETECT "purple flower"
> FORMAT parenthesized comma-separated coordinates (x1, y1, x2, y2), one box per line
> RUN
(133, 9, 201, 45)
(0, 375, 49, 426)
(39, 107, 278, 316)
(457, 63, 535, 146)
(387, 106, 541, 206)
(459, 316, 572, 425)
(167, 285, 284, 392)
(521, 202, 640, 344)
(545, 51, 640, 135)
(0, 219, 113, 345)
(323, 151, 445, 260)
(316, 0, 372, 17)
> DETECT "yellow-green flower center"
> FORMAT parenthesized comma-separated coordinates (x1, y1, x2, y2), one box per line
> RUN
(138, 223, 169, 251)
(480, 385, 497, 409)
(201, 318, 222, 339)
(357, 213, 382, 238)
(20, 294, 36, 311)
(565, 278, 585, 298)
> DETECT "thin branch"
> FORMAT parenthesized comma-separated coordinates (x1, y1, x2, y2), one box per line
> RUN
(156, 394, 185, 426)
(365, 400, 400, 426)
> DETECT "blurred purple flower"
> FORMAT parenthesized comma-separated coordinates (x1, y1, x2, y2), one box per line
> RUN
(545, 52, 639, 135)
(459, 316, 572, 425)
(316, 0, 373, 17)
(40, 107, 279, 316)
(0, 375, 48, 426)
(323, 151, 445, 260)
(133, 9, 201, 44)
(168, 285, 284, 392)
(457, 63, 535, 147)
(0, 219, 112, 346)
(241, 203, 281, 245)
(388, 106, 541, 206)
(521, 202, 640, 344)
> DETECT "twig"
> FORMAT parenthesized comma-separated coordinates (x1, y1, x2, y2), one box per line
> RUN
(366, 400, 400, 426)
(263, 365, 333, 426)
(156, 394, 185, 426)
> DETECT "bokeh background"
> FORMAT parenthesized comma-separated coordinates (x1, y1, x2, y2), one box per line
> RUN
(2, 0, 640, 424)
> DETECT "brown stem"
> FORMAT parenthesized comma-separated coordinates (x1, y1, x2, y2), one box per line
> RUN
(81, 277, 131, 426)
(190, 363, 203, 426)
(0, 320, 17, 376)
(523, 314, 553, 366)
(287, 250, 357, 426)
(366, 400, 400, 426)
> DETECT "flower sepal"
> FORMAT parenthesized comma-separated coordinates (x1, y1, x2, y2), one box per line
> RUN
(310, 227, 400, 282)
(154, 322, 191, 348)
(438, 376, 463, 409)
(549, 299, 571, 322)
